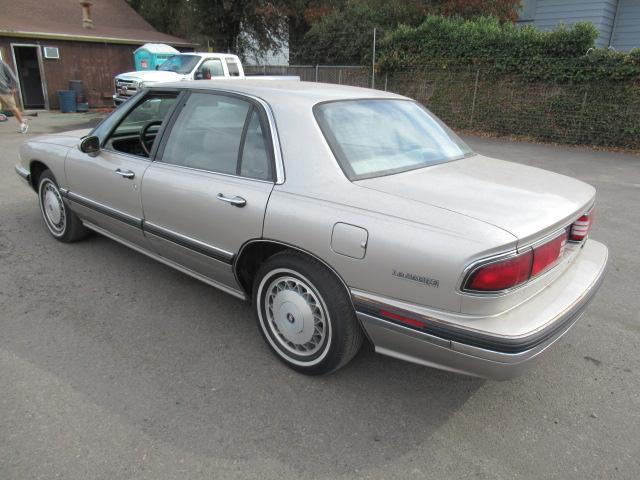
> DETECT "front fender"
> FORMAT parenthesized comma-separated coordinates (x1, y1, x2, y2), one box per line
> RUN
(20, 140, 73, 191)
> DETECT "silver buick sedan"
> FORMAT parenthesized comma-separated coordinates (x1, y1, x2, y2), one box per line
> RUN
(14, 80, 608, 378)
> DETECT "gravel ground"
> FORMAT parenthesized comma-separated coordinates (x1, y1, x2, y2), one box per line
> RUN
(1, 112, 639, 479)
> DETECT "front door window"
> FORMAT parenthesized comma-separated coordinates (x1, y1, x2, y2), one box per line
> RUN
(105, 93, 178, 157)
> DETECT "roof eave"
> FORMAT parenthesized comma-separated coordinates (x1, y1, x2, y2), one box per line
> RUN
(0, 29, 196, 47)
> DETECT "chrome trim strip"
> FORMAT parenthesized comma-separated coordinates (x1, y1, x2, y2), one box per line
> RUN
(82, 221, 246, 300)
(67, 191, 142, 229)
(143, 221, 235, 265)
(14, 164, 30, 183)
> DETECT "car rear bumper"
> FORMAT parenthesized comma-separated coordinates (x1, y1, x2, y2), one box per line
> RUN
(351, 239, 608, 379)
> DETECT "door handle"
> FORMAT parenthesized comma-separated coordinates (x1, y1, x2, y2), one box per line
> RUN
(115, 169, 135, 179)
(217, 193, 246, 208)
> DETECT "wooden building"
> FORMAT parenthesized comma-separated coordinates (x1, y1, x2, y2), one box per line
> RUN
(0, 0, 193, 109)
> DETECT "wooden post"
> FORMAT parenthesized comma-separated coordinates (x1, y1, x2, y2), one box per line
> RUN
(371, 27, 377, 89)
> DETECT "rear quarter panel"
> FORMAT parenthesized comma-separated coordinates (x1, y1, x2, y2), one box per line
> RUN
(263, 188, 517, 313)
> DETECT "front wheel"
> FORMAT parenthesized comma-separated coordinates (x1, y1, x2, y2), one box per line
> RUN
(253, 251, 363, 375)
(37, 169, 88, 242)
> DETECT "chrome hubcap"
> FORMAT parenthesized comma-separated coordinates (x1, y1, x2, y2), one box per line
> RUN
(265, 275, 328, 357)
(40, 180, 66, 234)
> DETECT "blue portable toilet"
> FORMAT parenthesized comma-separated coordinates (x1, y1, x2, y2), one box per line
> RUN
(134, 43, 180, 71)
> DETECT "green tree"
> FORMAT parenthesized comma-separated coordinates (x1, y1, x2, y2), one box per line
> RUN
(298, 0, 432, 64)
(438, 0, 522, 22)
(127, 0, 291, 58)
(295, 0, 521, 64)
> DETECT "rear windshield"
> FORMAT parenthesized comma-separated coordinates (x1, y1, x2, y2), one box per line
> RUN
(314, 99, 473, 180)
(158, 55, 200, 74)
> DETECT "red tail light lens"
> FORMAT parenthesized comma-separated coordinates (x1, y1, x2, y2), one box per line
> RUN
(467, 250, 533, 291)
(531, 231, 567, 276)
(570, 213, 592, 242)
(465, 231, 569, 292)
(379, 309, 428, 329)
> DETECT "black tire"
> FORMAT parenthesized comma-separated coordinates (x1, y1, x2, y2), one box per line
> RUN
(253, 250, 363, 375)
(37, 169, 89, 242)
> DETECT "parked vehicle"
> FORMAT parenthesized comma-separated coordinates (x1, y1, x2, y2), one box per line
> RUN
(15, 80, 608, 378)
(113, 52, 245, 105)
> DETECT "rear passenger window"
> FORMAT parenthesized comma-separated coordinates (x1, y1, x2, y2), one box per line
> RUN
(160, 92, 272, 180)
(239, 110, 272, 180)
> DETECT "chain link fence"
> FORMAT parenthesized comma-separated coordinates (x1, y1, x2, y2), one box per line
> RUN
(245, 65, 372, 87)
(245, 63, 640, 150)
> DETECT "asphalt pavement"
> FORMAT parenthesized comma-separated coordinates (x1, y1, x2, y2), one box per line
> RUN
(1, 112, 639, 479)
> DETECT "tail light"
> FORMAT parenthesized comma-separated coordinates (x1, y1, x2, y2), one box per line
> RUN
(570, 213, 592, 242)
(465, 231, 568, 292)
(466, 251, 532, 291)
(531, 231, 567, 276)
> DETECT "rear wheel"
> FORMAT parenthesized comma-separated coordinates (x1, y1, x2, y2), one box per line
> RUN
(37, 169, 88, 242)
(253, 251, 363, 375)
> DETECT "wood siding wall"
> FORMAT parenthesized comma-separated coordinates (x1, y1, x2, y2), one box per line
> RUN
(611, 0, 640, 51)
(0, 36, 136, 109)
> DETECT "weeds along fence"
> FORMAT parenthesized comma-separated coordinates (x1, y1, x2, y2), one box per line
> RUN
(245, 63, 640, 150)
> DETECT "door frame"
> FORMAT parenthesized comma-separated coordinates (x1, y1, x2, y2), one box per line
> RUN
(10, 43, 49, 110)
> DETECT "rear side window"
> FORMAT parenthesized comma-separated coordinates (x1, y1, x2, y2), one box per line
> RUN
(161, 92, 273, 180)
(314, 99, 473, 180)
(239, 110, 271, 180)
(226, 59, 240, 77)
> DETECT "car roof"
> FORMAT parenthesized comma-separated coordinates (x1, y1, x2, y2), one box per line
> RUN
(150, 79, 406, 106)
(179, 52, 239, 57)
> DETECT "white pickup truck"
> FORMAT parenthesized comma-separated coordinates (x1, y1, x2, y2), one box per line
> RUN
(113, 52, 245, 106)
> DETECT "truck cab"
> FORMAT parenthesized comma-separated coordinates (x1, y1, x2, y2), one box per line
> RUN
(113, 52, 244, 105)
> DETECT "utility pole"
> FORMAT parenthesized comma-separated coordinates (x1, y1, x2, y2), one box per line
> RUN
(371, 27, 376, 89)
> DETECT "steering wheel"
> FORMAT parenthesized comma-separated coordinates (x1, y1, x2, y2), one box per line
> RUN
(139, 120, 163, 156)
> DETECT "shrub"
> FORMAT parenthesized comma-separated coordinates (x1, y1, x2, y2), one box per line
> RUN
(378, 16, 640, 83)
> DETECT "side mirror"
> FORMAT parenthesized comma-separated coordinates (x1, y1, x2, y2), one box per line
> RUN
(155, 65, 160, 70)
(194, 71, 203, 80)
(79, 135, 100, 156)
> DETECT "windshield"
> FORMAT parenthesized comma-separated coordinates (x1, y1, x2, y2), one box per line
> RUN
(314, 99, 474, 180)
(157, 55, 200, 74)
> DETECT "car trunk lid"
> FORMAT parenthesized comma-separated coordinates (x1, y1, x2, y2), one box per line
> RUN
(356, 154, 595, 246)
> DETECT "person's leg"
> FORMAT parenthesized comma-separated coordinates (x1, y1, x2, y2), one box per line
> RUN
(10, 105, 24, 124)
(2, 91, 28, 132)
